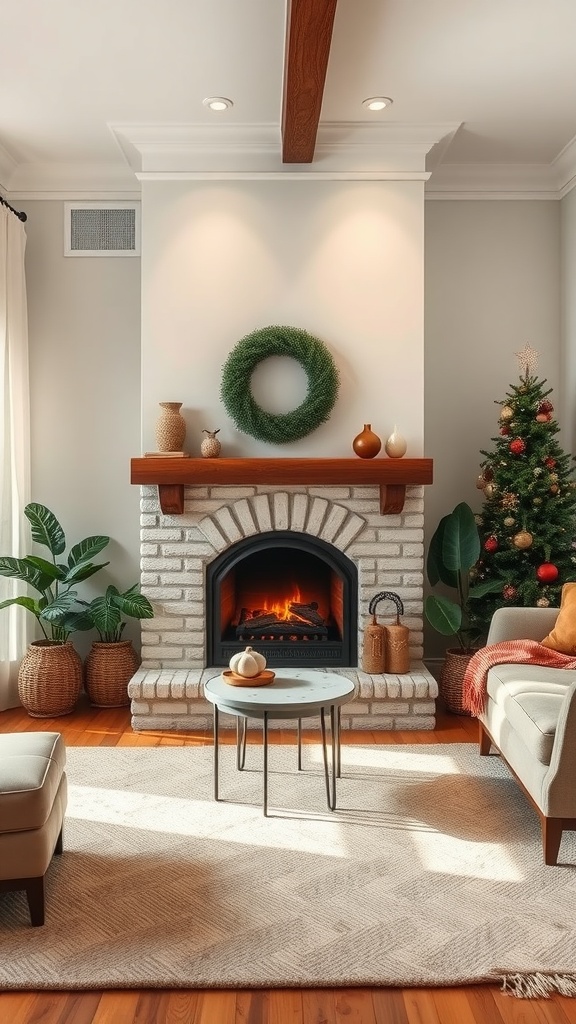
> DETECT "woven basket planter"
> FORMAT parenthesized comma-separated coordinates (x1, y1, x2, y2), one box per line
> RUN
(18, 640, 83, 718)
(439, 647, 479, 717)
(85, 640, 140, 707)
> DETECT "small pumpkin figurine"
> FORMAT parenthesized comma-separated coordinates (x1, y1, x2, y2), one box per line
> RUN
(229, 646, 267, 678)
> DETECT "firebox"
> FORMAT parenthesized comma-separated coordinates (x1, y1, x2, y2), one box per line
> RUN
(206, 532, 358, 667)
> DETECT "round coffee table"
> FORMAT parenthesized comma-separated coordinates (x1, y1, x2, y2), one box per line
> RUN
(204, 669, 355, 815)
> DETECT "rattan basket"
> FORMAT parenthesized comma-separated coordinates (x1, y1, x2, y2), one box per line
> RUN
(18, 640, 83, 718)
(85, 640, 140, 707)
(439, 648, 478, 716)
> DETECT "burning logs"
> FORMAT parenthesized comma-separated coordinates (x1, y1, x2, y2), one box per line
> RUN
(235, 601, 328, 641)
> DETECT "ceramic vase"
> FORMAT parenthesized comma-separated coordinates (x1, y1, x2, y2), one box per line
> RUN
(384, 427, 407, 459)
(155, 402, 186, 452)
(352, 424, 382, 459)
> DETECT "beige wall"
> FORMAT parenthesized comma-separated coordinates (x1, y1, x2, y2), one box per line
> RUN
(560, 187, 576, 455)
(141, 180, 426, 458)
(20, 195, 565, 659)
(424, 199, 561, 657)
(20, 200, 142, 654)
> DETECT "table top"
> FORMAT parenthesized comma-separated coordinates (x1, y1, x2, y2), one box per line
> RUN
(204, 669, 356, 716)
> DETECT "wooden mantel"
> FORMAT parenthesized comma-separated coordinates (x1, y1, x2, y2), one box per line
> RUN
(131, 457, 433, 516)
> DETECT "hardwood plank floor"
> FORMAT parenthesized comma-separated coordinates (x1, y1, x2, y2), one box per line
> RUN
(0, 698, 569, 1024)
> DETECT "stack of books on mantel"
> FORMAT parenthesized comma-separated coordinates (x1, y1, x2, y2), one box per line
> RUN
(143, 451, 191, 458)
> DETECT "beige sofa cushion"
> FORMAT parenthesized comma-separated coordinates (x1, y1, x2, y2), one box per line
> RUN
(486, 664, 576, 766)
(0, 732, 66, 833)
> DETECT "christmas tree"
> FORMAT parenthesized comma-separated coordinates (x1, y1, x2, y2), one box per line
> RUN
(472, 344, 576, 629)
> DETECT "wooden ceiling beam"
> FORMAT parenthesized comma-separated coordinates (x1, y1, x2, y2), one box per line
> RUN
(281, 0, 339, 164)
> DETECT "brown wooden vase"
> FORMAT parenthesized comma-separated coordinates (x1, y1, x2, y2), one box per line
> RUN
(352, 424, 382, 459)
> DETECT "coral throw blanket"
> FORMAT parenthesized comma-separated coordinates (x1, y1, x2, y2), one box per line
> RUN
(462, 640, 576, 717)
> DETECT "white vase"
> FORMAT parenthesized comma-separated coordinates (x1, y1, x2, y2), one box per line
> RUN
(385, 427, 407, 459)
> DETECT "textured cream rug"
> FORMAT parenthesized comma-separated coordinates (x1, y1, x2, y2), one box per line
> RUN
(1, 742, 575, 992)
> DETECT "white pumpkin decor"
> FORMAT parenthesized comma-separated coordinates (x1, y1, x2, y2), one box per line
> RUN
(229, 646, 267, 678)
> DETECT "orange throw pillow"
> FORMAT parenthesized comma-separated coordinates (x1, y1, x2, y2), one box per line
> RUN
(541, 583, 576, 654)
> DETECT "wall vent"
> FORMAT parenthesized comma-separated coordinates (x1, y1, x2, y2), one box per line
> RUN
(64, 203, 140, 256)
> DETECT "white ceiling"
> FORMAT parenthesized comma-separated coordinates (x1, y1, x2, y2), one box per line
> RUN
(2, 0, 576, 197)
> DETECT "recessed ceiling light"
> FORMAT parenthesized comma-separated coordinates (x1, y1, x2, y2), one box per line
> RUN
(362, 97, 393, 111)
(203, 97, 234, 112)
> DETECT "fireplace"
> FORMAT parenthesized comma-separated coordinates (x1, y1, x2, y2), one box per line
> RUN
(206, 532, 358, 667)
(128, 478, 439, 732)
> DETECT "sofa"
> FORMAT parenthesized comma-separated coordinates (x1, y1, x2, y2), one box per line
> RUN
(479, 605, 576, 865)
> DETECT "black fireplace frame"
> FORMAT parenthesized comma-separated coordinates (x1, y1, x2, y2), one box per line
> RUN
(206, 531, 358, 668)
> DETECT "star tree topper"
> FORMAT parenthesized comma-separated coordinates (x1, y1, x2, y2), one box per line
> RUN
(514, 343, 539, 379)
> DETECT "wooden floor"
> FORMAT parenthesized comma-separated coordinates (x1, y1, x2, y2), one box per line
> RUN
(1, 699, 574, 1024)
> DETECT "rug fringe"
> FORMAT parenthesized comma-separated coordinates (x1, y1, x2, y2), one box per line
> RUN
(498, 972, 576, 999)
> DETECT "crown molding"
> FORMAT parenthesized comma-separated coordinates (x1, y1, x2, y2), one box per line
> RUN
(425, 161, 561, 199)
(110, 121, 461, 177)
(0, 123, 575, 199)
(551, 134, 576, 198)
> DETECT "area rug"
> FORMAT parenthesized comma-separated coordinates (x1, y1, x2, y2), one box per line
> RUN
(1, 742, 575, 992)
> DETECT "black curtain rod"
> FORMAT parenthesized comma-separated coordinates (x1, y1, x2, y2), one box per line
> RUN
(0, 194, 27, 222)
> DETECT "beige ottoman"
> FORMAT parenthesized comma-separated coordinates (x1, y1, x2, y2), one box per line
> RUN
(0, 732, 67, 926)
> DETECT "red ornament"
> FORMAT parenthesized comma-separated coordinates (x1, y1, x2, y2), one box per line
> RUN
(503, 584, 517, 600)
(536, 562, 559, 583)
(509, 438, 526, 455)
(545, 457, 556, 469)
(499, 425, 511, 436)
(538, 400, 554, 414)
(484, 536, 498, 553)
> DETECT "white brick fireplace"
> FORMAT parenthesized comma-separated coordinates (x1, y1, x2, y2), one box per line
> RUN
(123, 125, 451, 731)
(128, 479, 438, 730)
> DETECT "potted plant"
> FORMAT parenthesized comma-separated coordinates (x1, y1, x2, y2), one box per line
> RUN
(0, 503, 110, 716)
(80, 585, 154, 707)
(425, 501, 501, 714)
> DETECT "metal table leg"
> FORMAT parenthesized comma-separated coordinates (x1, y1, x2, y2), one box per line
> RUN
(336, 705, 342, 778)
(213, 704, 219, 801)
(297, 718, 302, 770)
(236, 717, 247, 770)
(330, 704, 337, 810)
(263, 711, 268, 816)
(320, 708, 332, 810)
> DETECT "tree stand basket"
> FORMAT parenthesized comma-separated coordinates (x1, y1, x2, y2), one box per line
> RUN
(439, 648, 478, 716)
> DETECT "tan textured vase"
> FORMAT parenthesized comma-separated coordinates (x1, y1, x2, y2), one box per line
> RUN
(155, 402, 186, 452)
(85, 640, 140, 707)
(18, 640, 83, 718)
(352, 424, 382, 459)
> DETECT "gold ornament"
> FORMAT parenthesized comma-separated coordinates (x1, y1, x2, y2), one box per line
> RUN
(501, 492, 519, 508)
(513, 530, 533, 549)
(536, 597, 550, 608)
(500, 405, 514, 420)
(504, 516, 515, 527)
(550, 484, 559, 494)
(484, 482, 495, 498)
(533, 497, 542, 505)
(476, 474, 486, 490)
(550, 473, 559, 482)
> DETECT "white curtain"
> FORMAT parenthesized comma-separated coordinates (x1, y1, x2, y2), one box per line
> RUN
(0, 204, 31, 710)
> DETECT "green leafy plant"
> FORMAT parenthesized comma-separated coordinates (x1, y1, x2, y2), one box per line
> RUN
(425, 501, 502, 652)
(0, 503, 110, 642)
(79, 584, 154, 642)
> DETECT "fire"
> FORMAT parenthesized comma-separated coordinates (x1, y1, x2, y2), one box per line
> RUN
(263, 587, 301, 621)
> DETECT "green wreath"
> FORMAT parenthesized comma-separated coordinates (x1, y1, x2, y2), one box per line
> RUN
(220, 325, 340, 444)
